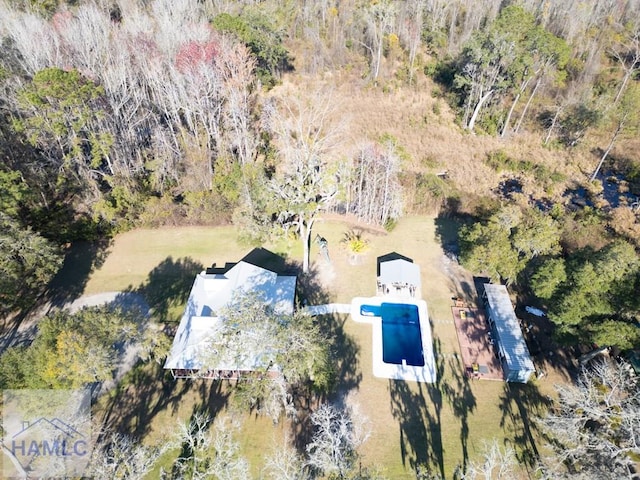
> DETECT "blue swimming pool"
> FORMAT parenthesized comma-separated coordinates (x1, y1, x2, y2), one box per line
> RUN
(360, 302, 425, 367)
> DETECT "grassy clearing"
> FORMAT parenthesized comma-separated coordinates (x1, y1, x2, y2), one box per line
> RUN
(83, 226, 246, 295)
(87, 216, 561, 478)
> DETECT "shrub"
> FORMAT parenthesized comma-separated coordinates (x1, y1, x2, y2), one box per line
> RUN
(341, 229, 370, 255)
(485, 150, 515, 171)
(182, 190, 233, 226)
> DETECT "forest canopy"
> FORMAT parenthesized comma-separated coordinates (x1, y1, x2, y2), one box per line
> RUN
(0, 0, 638, 350)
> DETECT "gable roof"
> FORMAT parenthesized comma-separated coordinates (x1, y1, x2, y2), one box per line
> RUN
(378, 258, 421, 288)
(164, 256, 296, 372)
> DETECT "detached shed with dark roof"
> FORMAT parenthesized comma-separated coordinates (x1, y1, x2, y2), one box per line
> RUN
(377, 254, 421, 298)
(483, 283, 535, 383)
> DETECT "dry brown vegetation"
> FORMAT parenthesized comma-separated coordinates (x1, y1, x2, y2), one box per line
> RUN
(274, 68, 620, 215)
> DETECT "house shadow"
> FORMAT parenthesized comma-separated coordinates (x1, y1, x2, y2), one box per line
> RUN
(206, 247, 298, 277)
(388, 337, 447, 478)
(135, 256, 205, 323)
(241, 247, 297, 275)
(140, 248, 299, 322)
(471, 276, 491, 306)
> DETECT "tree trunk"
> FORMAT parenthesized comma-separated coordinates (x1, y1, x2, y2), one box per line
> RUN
(301, 216, 315, 274)
(614, 68, 633, 104)
(514, 77, 542, 134)
(467, 90, 493, 131)
(374, 34, 383, 81)
(591, 122, 622, 181)
(544, 105, 562, 145)
(500, 92, 521, 138)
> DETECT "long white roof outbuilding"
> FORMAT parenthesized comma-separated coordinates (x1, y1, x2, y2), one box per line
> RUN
(483, 283, 535, 383)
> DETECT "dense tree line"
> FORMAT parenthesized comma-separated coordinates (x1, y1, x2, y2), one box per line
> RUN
(459, 199, 640, 351)
(0, 306, 137, 389)
(0, 0, 638, 285)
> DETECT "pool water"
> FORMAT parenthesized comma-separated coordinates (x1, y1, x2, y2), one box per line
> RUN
(361, 302, 425, 367)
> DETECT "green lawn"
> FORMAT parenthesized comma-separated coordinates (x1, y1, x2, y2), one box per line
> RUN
(86, 216, 558, 478)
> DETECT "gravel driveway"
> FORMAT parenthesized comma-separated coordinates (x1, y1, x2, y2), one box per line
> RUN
(65, 291, 150, 316)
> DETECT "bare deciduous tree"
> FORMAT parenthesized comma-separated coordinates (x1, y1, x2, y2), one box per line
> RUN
(590, 82, 640, 181)
(343, 139, 402, 227)
(263, 439, 310, 480)
(306, 403, 371, 478)
(87, 433, 167, 480)
(360, 0, 397, 82)
(0, 0, 261, 222)
(461, 439, 517, 480)
(397, 0, 426, 84)
(171, 413, 250, 480)
(265, 88, 344, 273)
(609, 22, 640, 105)
(538, 360, 640, 479)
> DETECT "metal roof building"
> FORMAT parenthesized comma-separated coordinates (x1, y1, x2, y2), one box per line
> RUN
(483, 283, 535, 383)
(164, 253, 296, 379)
(377, 256, 421, 298)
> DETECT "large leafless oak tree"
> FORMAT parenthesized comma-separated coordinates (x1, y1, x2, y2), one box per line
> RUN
(266, 89, 343, 273)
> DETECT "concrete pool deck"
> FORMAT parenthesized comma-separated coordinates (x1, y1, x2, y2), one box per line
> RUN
(351, 296, 437, 383)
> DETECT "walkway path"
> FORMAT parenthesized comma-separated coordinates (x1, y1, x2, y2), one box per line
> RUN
(65, 291, 149, 316)
(305, 303, 352, 316)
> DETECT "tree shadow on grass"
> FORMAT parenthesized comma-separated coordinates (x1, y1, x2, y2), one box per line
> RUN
(290, 264, 362, 452)
(87, 255, 204, 440)
(0, 240, 112, 350)
(189, 379, 232, 421)
(0, 239, 112, 355)
(47, 239, 112, 307)
(388, 337, 447, 478)
(498, 382, 553, 476)
(441, 353, 477, 474)
(296, 264, 332, 308)
(434, 214, 465, 261)
(97, 361, 194, 441)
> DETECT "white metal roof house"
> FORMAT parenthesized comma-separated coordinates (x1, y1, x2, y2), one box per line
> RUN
(377, 253, 421, 298)
(164, 250, 297, 379)
(483, 283, 535, 383)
